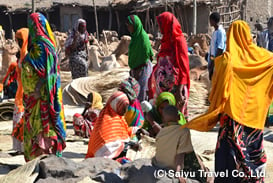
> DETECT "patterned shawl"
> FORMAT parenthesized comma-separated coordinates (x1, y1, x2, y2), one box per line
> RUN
(65, 19, 89, 50)
(119, 77, 144, 128)
(25, 12, 66, 145)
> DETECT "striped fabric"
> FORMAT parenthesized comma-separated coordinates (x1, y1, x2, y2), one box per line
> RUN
(110, 91, 129, 115)
(86, 91, 132, 158)
(125, 99, 144, 128)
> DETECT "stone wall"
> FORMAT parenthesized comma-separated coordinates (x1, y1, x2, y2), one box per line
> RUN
(246, 0, 272, 30)
(59, 6, 83, 32)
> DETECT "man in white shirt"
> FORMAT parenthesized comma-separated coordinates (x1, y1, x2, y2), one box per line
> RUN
(208, 12, 226, 80)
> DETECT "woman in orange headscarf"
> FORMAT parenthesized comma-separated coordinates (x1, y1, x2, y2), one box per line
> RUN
(185, 20, 273, 182)
(11, 28, 29, 153)
(149, 12, 190, 121)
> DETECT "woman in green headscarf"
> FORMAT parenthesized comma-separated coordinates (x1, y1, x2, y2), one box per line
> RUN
(127, 15, 154, 102)
(142, 92, 186, 137)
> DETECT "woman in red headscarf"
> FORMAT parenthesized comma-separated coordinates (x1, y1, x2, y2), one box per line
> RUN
(149, 12, 190, 121)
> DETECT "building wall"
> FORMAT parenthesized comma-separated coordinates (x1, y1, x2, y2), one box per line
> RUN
(181, 4, 210, 34)
(0, 14, 13, 39)
(246, 0, 272, 30)
(48, 7, 61, 31)
(59, 6, 83, 32)
(12, 13, 28, 33)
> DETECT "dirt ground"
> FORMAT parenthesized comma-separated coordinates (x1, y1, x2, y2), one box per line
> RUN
(1, 120, 273, 182)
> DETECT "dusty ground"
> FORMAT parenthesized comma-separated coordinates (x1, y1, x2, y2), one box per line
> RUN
(1, 120, 273, 182)
(0, 69, 272, 182)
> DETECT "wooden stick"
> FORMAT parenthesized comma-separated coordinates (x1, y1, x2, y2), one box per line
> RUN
(93, 0, 99, 40)
(102, 30, 109, 55)
(115, 11, 120, 34)
(108, 3, 112, 30)
(145, 9, 149, 31)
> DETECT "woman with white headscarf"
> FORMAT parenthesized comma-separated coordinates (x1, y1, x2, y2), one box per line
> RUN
(65, 19, 89, 79)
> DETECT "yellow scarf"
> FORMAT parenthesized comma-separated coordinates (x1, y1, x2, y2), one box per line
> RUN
(185, 20, 273, 131)
(91, 91, 104, 110)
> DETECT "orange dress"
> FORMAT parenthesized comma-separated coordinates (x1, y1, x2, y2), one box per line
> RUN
(11, 28, 28, 144)
(86, 91, 136, 159)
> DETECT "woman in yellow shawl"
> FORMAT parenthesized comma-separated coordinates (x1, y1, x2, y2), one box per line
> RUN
(185, 20, 273, 182)
(73, 91, 103, 138)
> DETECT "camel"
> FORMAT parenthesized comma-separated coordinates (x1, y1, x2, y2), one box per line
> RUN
(111, 35, 131, 59)
(88, 34, 134, 72)
(1, 40, 18, 78)
(193, 43, 207, 57)
(188, 33, 211, 56)
(88, 45, 120, 72)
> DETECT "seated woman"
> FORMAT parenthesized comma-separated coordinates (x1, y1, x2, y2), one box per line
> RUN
(73, 91, 103, 138)
(142, 92, 186, 137)
(86, 91, 140, 159)
(118, 77, 145, 140)
(2, 62, 18, 99)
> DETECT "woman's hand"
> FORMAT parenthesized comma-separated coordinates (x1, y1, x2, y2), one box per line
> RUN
(178, 177, 187, 183)
(176, 153, 186, 183)
(75, 31, 80, 38)
(29, 90, 41, 100)
(85, 102, 92, 109)
(136, 129, 150, 140)
(146, 111, 161, 135)
(176, 84, 185, 109)
(30, 80, 44, 100)
(146, 112, 154, 123)
(131, 143, 142, 151)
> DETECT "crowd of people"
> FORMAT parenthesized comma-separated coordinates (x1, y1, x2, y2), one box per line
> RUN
(1, 10, 273, 183)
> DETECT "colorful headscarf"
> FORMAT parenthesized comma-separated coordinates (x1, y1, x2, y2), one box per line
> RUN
(91, 91, 103, 110)
(155, 92, 176, 109)
(128, 15, 153, 69)
(125, 100, 144, 128)
(110, 91, 130, 115)
(155, 92, 186, 125)
(119, 77, 144, 128)
(186, 20, 273, 131)
(15, 28, 29, 64)
(86, 91, 133, 158)
(118, 76, 140, 103)
(25, 13, 66, 145)
(65, 19, 89, 49)
(156, 12, 190, 89)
